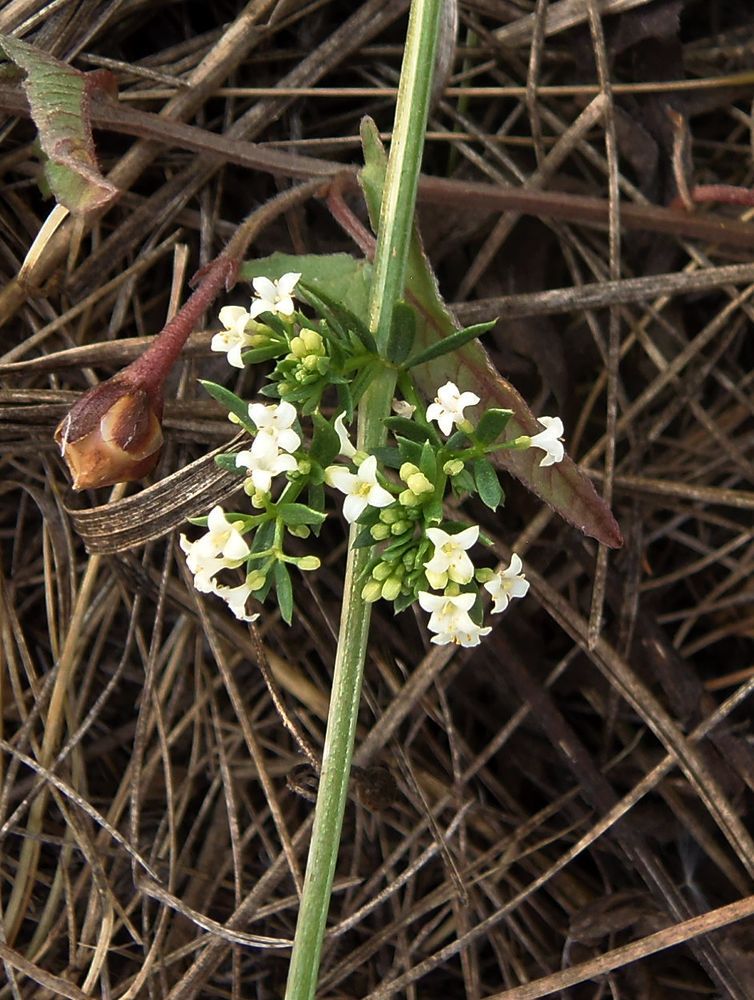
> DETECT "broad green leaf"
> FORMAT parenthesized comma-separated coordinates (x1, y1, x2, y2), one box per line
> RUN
(278, 503, 327, 527)
(359, 117, 622, 548)
(473, 459, 504, 510)
(0, 35, 118, 214)
(475, 407, 513, 445)
(309, 412, 341, 466)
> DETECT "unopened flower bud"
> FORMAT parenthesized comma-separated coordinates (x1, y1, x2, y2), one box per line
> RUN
(362, 579, 383, 603)
(371, 523, 391, 540)
(406, 472, 433, 495)
(381, 575, 402, 601)
(399, 462, 421, 483)
(54, 379, 163, 490)
(247, 570, 267, 591)
(391, 520, 410, 536)
(298, 555, 321, 571)
(443, 459, 465, 476)
(398, 489, 422, 507)
(288, 524, 311, 539)
(300, 328, 324, 354)
(372, 561, 392, 581)
(379, 506, 402, 524)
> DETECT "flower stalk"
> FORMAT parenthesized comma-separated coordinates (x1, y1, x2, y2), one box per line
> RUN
(283, 2, 444, 997)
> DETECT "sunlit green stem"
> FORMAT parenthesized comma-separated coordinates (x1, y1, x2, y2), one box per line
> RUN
(283, 2, 443, 998)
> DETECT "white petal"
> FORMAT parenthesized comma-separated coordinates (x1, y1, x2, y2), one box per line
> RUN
(278, 272, 301, 295)
(252, 276, 276, 301)
(334, 412, 356, 458)
(342, 493, 367, 524)
(325, 466, 358, 494)
(218, 305, 249, 330)
(418, 591, 445, 613)
(366, 482, 394, 508)
(453, 525, 480, 550)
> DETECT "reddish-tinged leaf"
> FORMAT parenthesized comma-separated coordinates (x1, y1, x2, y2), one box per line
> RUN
(359, 117, 622, 548)
(0, 35, 117, 215)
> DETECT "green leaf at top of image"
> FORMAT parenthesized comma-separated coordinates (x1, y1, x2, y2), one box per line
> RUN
(0, 34, 118, 215)
(359, 116, 623, 549)
(240, 252, 373, 323)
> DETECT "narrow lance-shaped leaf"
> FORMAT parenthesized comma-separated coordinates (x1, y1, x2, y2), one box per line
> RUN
(359, 117, 622, 548)
(0, 34, 118, 214)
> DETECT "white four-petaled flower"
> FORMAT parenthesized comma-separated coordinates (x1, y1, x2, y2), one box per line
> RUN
(236, 433, 298, 494)
(424, 525, 479, 589)
(249, 272, 301, 319)
(418, 591, 491, 647)
(426, 381, 480, 436)
(529, 416, 565, 467)
(248, 400, 301, 454)
(483, 553, 530, 613)
(211, 306, 256, 368)
(325, 454, 393, 523)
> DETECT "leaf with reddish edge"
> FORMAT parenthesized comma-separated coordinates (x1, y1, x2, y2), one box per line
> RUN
(0, 34, 118, 214)
(359, 117, 623, 548)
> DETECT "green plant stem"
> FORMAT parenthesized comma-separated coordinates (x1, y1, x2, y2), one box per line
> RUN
(283, 3, 443, 998)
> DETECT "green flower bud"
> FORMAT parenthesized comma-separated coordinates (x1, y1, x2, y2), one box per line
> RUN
(250, 492, 267, 509)
(289, 335, 308, 359)
(298, 555, 321, 571)
(443, 459, 465, 476)
(247, 570, 267, 591)
(300, 328, 324, 354)
(406, 471, 433, 495)
(390, 520, 410, 536)
(381, 575, 403, 602)
(371, 522, 391, 540)
(399, 462, 421, 483)
(475, 567, 495, 583)
(372, 561, 392, 581)
(379, 506, 403, 524)
(297, 458, 311, 475)
(288, 524, 311, 539)
(361, 579, 383, 603)
(399, 489, 422, 507)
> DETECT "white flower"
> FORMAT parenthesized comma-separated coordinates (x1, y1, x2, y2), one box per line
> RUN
(325, 454, 393, 523)
(418, 591, 491, 647)
(424, 525, 479, 589)
(236, 433, 298, 494)
(529, 416, 565, 467)
(188, 506, 250, 563)
(426, 381, 480, 436)
(211, 306, 255, 368)
(483, 553, 530, 613)
(213, 580, 259, 622)
(248, 400, 300, 454)
(179, 536, 230, 593)
(334, 411, 356, 459)
(248, 272, 301, 319)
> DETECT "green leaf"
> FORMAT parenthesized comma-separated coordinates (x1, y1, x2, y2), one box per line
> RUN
(297, 281, 377, 354)
(307, 481, 325, 513)
(353, 524, 377, 548)
(473, 459, 504, 510)
(451, 469, 475, 495)
(309, 412, 341, 466)
(279, 503, 327, 528)
(250, 520, 275, 554)
(199, 380, 251, 427)
(393, 591, 415, 614)
(405, 320, 495, 370)
(372, 446, 402, 469)
(214, 454, 244, 474)
(394, 435, 423, 467)
(386, 301, 415, 364)
(475, 408, 513, 445)
(274, 562, 294, 625)
(359, 122, 622, 548)
(419, 439, 437, 483)
(241, 343, 285, 365)
(0, 36, 118, 215)
(383, 416, 430, 443)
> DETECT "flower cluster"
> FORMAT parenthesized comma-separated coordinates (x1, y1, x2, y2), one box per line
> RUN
(183, 273, 563, 642)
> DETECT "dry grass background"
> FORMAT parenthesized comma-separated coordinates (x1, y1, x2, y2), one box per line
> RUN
(1, 1, 754, 997)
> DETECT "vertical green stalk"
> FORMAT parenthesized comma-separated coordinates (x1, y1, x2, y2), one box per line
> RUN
(283, 3, 443, 998)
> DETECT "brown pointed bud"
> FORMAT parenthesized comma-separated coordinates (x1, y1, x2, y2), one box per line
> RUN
(54, 377, 163, 490)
